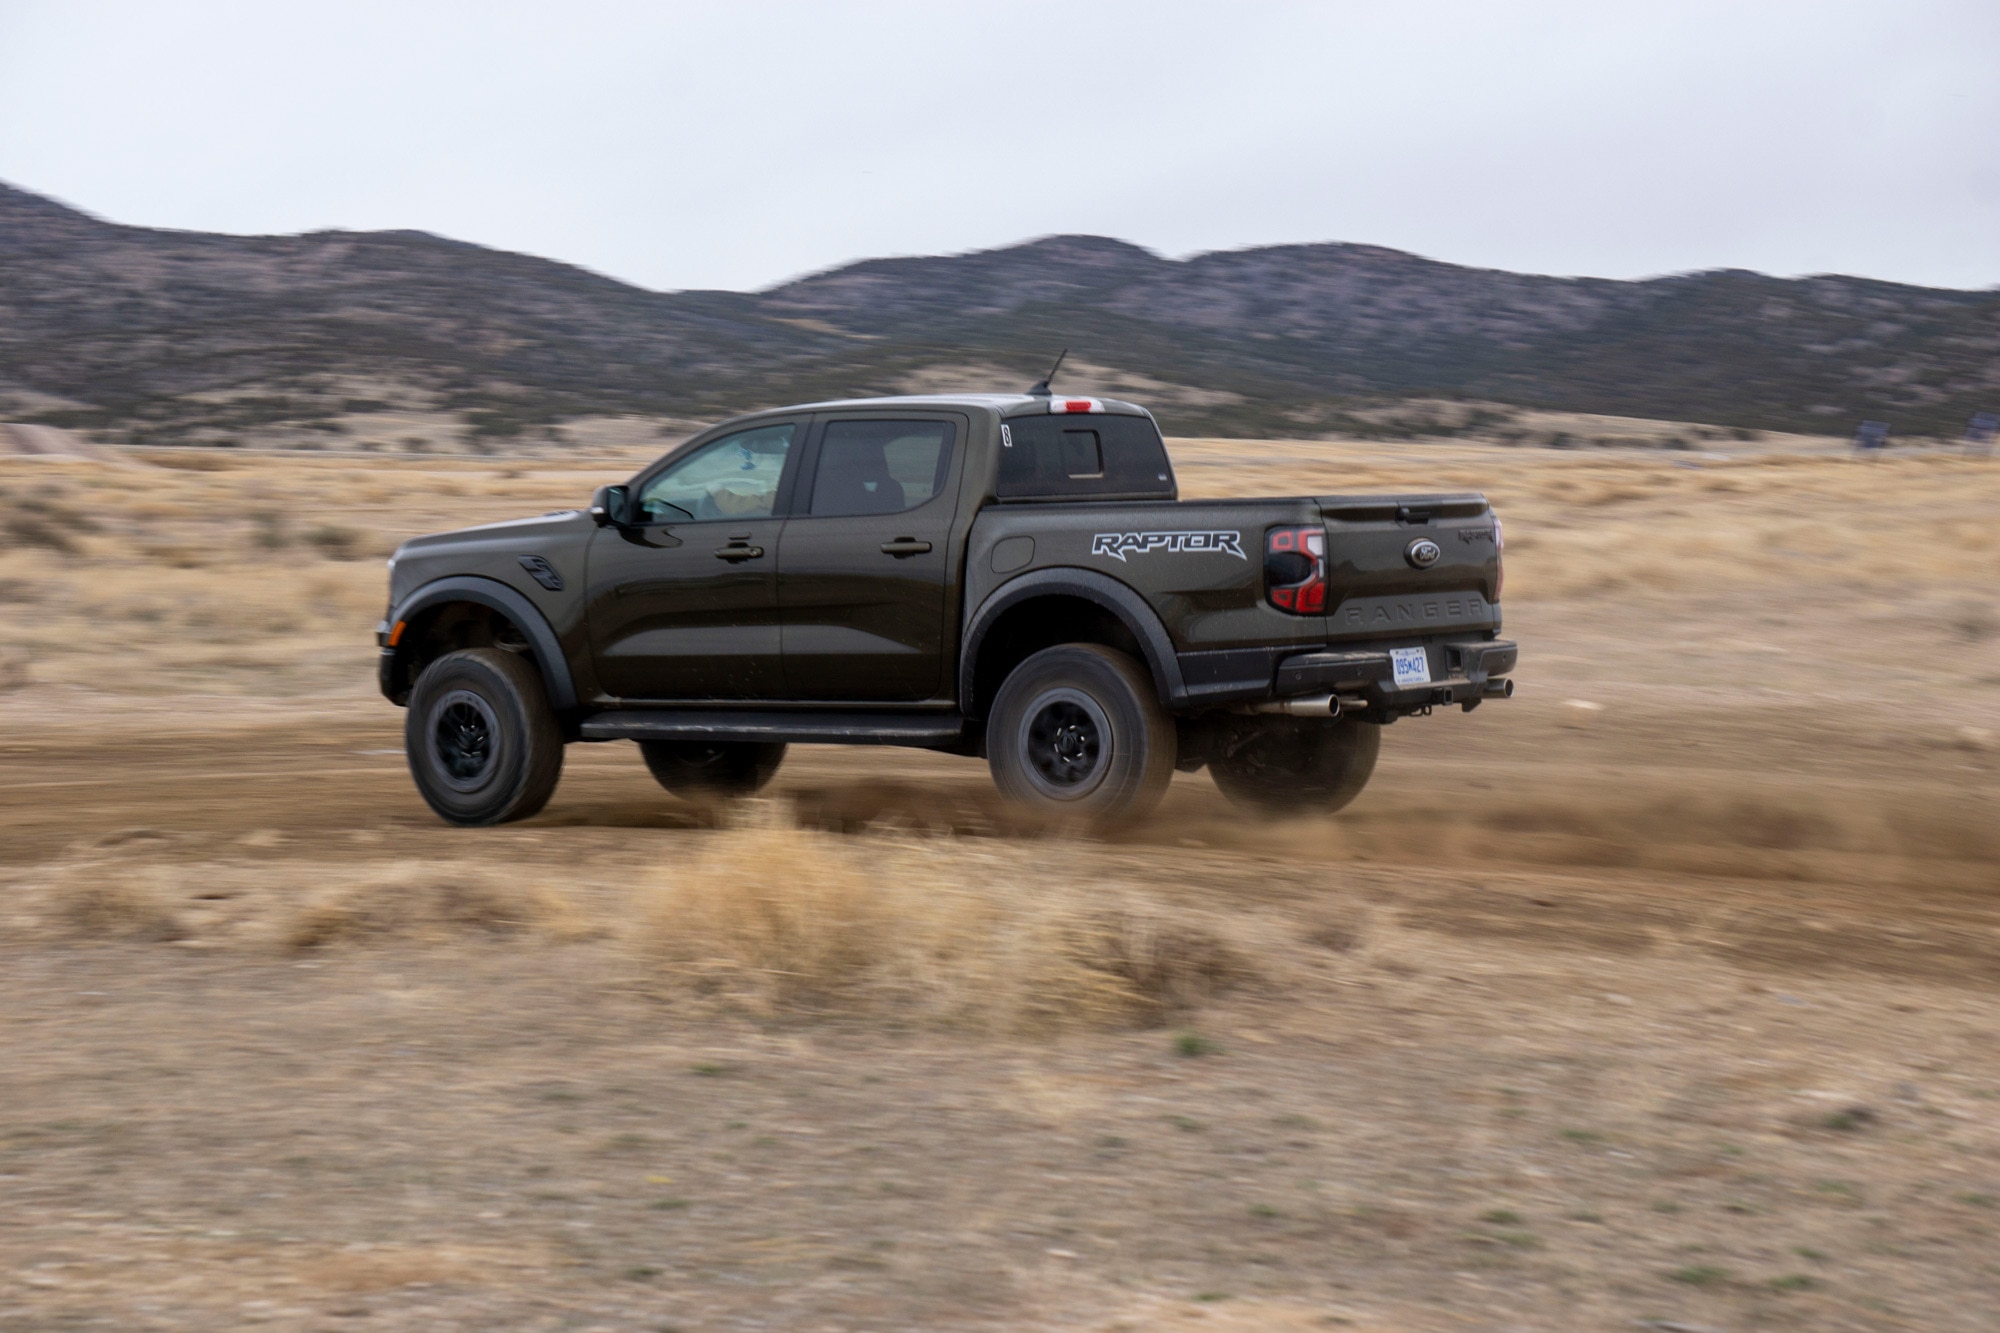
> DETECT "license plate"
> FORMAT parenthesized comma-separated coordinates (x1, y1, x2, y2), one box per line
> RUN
(1390, 646, 1431, 688)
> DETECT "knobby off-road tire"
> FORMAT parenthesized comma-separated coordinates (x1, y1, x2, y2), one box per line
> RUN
(405, 648, 565, 826)
(988, 643, 1176, 826)
(1209, 716, 1381, 816)
(640, 741, 787, 800)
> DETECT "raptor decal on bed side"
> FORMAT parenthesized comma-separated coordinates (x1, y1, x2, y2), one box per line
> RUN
(1090, 530, 1245, 561)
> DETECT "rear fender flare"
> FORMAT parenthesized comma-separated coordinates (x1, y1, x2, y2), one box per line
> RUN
(960, 566, 1186, 718)
(388, 575, 578, 712)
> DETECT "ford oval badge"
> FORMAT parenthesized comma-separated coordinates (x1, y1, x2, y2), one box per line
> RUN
(1406, 537, 1443, 569)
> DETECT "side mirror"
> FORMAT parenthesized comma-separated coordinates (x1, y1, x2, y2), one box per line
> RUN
(589, 484, 630, 528)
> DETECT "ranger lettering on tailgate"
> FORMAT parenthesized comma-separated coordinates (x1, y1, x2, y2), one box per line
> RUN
(1338, 591, 1491, 629)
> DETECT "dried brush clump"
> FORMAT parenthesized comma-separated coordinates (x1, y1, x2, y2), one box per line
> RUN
(39, 864, 185, 942)
(633, 803, 1244, 1032)
(285, 861, 581, 950)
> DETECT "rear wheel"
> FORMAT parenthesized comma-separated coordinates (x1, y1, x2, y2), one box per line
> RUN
(640, 740, 787, 800)
(405, 648, 565, 826)
(1209, 716, 1381, 815)
(988, 644, 1175, 825)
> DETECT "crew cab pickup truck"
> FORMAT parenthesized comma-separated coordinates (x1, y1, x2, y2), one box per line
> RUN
(378, 391, 1514, 826)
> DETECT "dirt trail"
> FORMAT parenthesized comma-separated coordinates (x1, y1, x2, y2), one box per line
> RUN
(5, 686, 1994, 983)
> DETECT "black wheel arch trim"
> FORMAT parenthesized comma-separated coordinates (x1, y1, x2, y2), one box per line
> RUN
(959, 566, 1187, 718)
(385, 575, 578, 712)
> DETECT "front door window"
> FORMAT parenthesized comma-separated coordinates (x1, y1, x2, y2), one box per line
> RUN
(638, 423, 795, 523)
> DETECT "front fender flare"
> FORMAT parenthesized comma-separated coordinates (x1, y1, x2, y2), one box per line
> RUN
(384, 575, 578, 711)
(960, 566, 1187, 718)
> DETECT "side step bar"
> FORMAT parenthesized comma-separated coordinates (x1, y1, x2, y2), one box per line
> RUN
(579, 709, 966, 748)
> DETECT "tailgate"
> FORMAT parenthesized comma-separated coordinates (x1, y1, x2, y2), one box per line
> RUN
(1318, 493, 1501, 640)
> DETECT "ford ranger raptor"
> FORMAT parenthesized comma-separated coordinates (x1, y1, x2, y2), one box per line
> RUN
(378, 391, 1514, 825)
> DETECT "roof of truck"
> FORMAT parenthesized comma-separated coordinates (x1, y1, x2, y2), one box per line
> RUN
(772, 393, 1152, 418)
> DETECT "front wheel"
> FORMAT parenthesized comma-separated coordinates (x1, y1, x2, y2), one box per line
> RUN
(1208, 716, 1381, 816)
(987, 644, 1176, 826)
(640, 740, 787, 800)
(405, 648, 565, 826)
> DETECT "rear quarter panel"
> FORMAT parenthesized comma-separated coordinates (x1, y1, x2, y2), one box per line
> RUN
(964, 498, 1328, 651)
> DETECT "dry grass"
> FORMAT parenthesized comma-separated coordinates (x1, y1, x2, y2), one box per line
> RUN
(0, 445, 687, 697)
(41, 865, 186, 942)
(11, 854, 586, 952)
(633, 803, 1243, 1032)
(1172, 441, 2000, 603)
(3, 433, 1996, 699)
(284, 861, 584, 949)
(19, 826, 1244, 1034)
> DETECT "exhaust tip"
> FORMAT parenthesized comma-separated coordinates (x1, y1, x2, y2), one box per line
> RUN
(1247, 693, 1340, 717)
(1483, 677, 1515, 699)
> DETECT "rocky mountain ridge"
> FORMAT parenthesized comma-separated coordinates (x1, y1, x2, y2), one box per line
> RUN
(2, 180, 1994, 444)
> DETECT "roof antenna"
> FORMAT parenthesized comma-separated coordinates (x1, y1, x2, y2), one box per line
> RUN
(1027, 347, 1068, 396)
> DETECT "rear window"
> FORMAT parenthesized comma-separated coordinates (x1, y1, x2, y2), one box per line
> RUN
(996, 414, 1175, 500)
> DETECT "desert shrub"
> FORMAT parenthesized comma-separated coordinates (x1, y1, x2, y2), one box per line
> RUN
(1, 510, 78, 553)
(286, 862, 579, 949)
(1950, 600, 1999, 642)
(303, 524, 362, 559)
(0, 488, 97, 552)
(461, 409, 528, 440)
(250, 510, 291, 549)
(45, 868, 184, 941)
(145, 452, 234, 471)
(633, 804, 1244, 1032)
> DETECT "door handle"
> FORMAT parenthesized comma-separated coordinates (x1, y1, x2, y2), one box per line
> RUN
(879, 539, 932, 557)
(713, 543, 764, 562)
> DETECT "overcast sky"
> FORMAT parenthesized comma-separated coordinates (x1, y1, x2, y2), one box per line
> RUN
(2, 1, 1996, 293)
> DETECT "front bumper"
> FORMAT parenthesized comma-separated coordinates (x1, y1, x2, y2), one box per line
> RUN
(375, 619, 406, 704)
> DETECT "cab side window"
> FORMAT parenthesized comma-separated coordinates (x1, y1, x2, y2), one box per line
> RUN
(996, 414, 1174, 500)
(638, 423, 794, 522)
(808, 420, 954, 517)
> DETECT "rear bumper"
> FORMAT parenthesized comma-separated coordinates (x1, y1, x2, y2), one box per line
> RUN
(1171, 635, 1515, 716)
(1277, 637, 1515, 692)
(1273, 637, 1516, 715)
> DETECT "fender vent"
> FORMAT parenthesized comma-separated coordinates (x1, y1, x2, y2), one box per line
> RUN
(517, 555, 564, 591)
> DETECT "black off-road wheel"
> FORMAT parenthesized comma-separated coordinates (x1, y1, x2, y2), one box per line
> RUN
(405, 648, 565, 826)
(639, 740, 787, 800)
(1209, 716, 1381, 816)
(988, 644, 1176, 826)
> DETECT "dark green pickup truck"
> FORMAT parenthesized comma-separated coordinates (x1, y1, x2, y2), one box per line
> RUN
(378, 391, 1514, 826)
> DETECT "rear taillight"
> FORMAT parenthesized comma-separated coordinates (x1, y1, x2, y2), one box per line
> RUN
(1493, 516, 1505, 601)
(1265, 526, 1325, 614)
